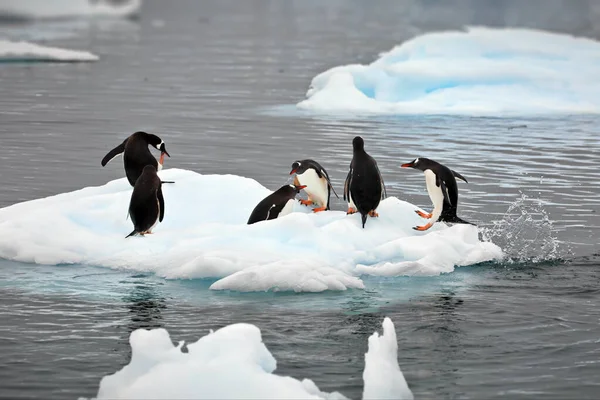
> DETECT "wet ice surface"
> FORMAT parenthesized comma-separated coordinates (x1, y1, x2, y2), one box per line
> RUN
(1, 0, 600, 399)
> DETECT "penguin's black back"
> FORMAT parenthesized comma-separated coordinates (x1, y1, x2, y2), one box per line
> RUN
(124, 132, 159, 186)
(128, 165, 163, 234)
(347, 139, 383, 227)
(247, 185, 297, 225)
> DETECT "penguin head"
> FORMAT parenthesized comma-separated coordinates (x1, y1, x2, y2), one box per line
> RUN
(289, 161, 307, 175)
(279, 184, 307, 198)
(401, 157, 430, 171)
(144, 133, 171, 158)
(352, 136, 365, 151)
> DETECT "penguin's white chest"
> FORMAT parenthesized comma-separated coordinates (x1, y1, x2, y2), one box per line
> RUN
(277, 199, 295, 218)
(424, 169, 444, 221)
(296, 169, 328, 207)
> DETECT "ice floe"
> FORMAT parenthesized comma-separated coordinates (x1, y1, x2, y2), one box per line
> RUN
(0, 39, 98, 62)
(0, 169, 502, 292)
(297, 27, 600, 116)
(94, 317, 413, 400)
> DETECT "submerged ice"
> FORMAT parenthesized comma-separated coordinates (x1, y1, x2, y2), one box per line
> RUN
(95, 317, 413, 400)
(0, 39, 98, 62)
(297, 27, 600, 116)
(0, 169, 502, 292)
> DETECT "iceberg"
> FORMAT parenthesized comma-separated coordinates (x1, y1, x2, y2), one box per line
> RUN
(0, 169, 502, 292)
(0, 39, 98, 62)
(0, 0, 141, 20)
(297, 27, 600, 116)
(94, 317, 413, 400)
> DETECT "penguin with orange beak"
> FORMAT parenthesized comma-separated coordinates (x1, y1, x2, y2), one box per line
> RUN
(401, 157, 472, 231)
(101, 131, 171, 186)
(247, 184, 306, 225)
(289, 159, 338, 212)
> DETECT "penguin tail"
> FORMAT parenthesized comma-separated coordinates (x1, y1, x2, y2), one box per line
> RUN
(125, 230, 138, 238)
(361, 213, 368, 228)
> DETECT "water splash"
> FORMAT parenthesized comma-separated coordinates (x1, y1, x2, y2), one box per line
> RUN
(481, 193, 567, 263)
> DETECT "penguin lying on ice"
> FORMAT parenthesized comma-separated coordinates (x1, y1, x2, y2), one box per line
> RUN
(247, 184, 306, 225)
(101, 131, 171, 186)
(344, 136, 387, 228)
(126, 165, 165, 238)
(401, 157, 473, 231)
(289, 159, 339, 212)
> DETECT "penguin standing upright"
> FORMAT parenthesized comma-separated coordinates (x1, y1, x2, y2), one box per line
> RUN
(101, 131, 171, 186)
(343, 136, 387, 228)
(247, 184, 306, 225)
(289, 159, 339, 212)
(126, 165, 165, 238)
(401, 157, 472, 231)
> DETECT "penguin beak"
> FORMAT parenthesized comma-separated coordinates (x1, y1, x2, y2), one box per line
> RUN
(289, 169, 297, 175)
(295, 185, 307, 190)
(401, 162, 413, 168)
(160, 144, 170, 158)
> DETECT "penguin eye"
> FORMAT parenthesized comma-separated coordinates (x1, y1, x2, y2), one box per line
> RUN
(414, 158, 419, 165)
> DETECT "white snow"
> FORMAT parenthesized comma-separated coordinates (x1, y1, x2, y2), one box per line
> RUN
(0, 39, 98, 62)
(0, 169, 502, 292)
(297, 27, 600, 116)
(93, 317, 411, 400)
(0, 0, 141, 20)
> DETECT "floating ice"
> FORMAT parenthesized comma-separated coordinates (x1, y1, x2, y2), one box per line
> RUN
(0, 169, 502, 292)
(94, 317, 412, 400)
(0, 39, 98, 62)
(0, 0, 141, 20)
(297, 27, 600, 116)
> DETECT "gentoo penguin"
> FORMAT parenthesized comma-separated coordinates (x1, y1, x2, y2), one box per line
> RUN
(126, 165, 165, 238)
(343, 136, 387, 228)
(101, 131, 170, 186)
(247, 184, 306, 225)
(289, 159, 339, 212)
(401, 157, 472, 231)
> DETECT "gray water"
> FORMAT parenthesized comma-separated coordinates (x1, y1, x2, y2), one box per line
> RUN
(1, 1, 600, 399)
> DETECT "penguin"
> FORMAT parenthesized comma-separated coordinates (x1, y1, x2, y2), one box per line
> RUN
(289, 159, 339, 212)
(247, 184, 306, 225)
(126, 165, 165, 238)
(101, 131, 170, 187)
(343, 136, 387, 228)
(401, 157, 472, 231)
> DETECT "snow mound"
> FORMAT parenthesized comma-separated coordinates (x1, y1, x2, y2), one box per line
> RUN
(0, 39, 98, 62)
(363, 318, 413, 400)
(0, 0, 141, 20)
(94, 317, 411, 400)
(297, 27, 600, 116)
(0, 169, 502, 292)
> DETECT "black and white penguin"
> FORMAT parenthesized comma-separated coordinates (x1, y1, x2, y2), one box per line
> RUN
(247, 184, 306, 225)
(343, 136, 387, 228)
(289, 159, 339, 212)
(101, 131, 170, 186)
(401, 157, 472, 231)
(126, 165, 165, 238)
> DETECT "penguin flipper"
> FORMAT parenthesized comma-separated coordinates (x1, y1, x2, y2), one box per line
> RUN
(452, 170, 468, 183)
(343, 169, 352, 201)
(375, 162, 387, 199)
(321, 170, 340, 199)
(101, 140, 127, 166)
(439, 178, 452, 206)
(157, 185, 165, 222)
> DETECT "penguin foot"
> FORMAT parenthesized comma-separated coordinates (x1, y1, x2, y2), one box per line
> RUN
(313, 207, 327, 213)
(368, 210, 379, 217)
(415, 210, 433, 219)
(413, 222, 434, 231)
(347, 207, 357, 215)
(300, 199, 313, 206)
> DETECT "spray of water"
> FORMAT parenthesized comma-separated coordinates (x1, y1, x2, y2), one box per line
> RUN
(480, 193, 568, 264)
